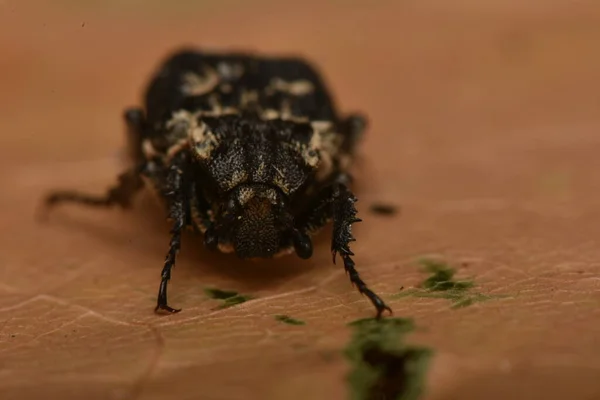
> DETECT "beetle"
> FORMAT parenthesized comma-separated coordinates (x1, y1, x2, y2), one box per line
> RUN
(43, 48, 392, 318)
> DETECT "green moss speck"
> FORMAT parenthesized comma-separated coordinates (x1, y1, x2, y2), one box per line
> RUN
(275, 315, 306, 325)
(204, 287, 239, 299)
(204, 287, 253, 309)
(345, 317, 433, 400)
(418, 259, 474, 292)
(392, 258, 508, 308)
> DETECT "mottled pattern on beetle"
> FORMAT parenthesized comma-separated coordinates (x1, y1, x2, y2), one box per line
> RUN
(178, 62, 321, 122)
(145, 53, 356, 190)
(181, 67, 220, 96)
(141, 50, 363, 217)
(197, 116, 316, 195)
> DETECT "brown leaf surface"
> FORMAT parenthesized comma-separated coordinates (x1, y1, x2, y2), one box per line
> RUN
(1, 1, 600, 399)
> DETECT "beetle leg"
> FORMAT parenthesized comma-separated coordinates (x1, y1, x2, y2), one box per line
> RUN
(297, 179, 392, 319)
(155, 153, 189, 314)
(155, 215, 184, 314)
(330, 182, 392, 319)
(43, 166, 145, 210)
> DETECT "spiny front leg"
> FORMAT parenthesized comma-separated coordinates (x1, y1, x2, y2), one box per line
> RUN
(331, 183, 392, 319)
(155, 154, 188, 314)
(297, 179, 392, 318)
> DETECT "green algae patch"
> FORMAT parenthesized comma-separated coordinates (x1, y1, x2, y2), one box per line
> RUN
(392, 258, 508, 308)
(204, 287, 254, 309)
(203, 287, 239, 299)
(419, 259, 474, 292)
(275, 315, 306, 325)
(344, 317, 433, 400)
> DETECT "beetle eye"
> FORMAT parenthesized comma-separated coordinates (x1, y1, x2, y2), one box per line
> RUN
(292, 230, 313, 259)
(226, 198, 236, 212)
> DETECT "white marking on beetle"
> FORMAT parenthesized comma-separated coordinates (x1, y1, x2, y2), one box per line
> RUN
(240, 89, 259, 108)
(142, 139, 158, 158)
(166, 139, 189, 159)
(181, 66, 220, 96)
(217, 62, 244, 81)
(268, 78, 314, 96)
(190, 120, 219, 160)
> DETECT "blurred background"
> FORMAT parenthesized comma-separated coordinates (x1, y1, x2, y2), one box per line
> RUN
(1, 1, 600, 399)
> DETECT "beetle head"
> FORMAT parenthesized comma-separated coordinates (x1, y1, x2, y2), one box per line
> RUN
(207, 183, 312, 259)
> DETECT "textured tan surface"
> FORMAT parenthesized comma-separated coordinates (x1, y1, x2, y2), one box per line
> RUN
(1, 1, 600, 399)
